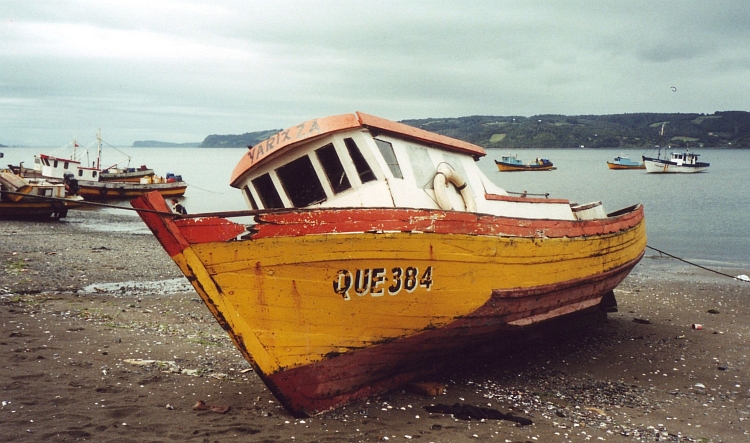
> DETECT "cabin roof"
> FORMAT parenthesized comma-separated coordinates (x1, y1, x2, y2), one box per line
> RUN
(230, 112, 486, 187)
(39, 154, 81, 165)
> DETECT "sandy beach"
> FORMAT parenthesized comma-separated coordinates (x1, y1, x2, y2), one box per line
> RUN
(2, 210, 749, 442)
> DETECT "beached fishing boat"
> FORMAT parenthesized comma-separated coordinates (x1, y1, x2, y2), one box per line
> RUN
(132, 112, 646, 417)
(607, 154, 645, 170)
(642, 149, 709, 173)
(0, 171, 84, 219)
(30, 131, 187, 200)
(495, 154, 556, 171)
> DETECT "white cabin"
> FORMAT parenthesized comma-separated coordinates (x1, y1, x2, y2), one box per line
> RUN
(230, 113, 606, 221)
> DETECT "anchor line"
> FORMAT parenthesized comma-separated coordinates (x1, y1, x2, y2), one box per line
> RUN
(646, 245, 749, 283)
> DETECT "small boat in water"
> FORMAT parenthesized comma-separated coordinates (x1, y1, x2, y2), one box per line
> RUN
(29, 131, 187, 200)
(642, 149, 709, 173)
(132, 112, 646, 417)
(495, 154, 556, 171)
(0, 170, 84, 219)
(607, 154, 645, 170)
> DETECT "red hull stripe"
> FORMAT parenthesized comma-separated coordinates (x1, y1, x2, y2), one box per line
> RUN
(132, 192, 643, 253)
(249, 205, 644, 239)
(130, 192, 191, 257)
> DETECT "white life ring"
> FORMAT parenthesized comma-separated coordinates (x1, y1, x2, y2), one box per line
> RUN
(433, 163, 477, 212)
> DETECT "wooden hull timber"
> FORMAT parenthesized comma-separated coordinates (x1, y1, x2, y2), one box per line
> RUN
(77, 180, 187, 200)
(132, 191, 646, 417)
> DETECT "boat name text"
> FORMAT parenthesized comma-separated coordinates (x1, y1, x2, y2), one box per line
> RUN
(246, 119, 322, 166)
(333, 266, 433, 301)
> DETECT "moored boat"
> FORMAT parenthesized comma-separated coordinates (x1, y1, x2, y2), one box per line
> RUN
(642, 149, 709, 173)
(0, 171, 84, 219)
(100, 165, 155, 183)
(607, 154, 645, 170)
(30, 131, 187, 200)
(132, 111, 646, 417)
(495, 154, 556, 171)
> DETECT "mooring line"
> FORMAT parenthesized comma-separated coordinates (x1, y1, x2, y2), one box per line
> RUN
(646, 245, 749, 283)
(5, 189, 749, 283)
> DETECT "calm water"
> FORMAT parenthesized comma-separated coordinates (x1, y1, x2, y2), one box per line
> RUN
(3, 146, 749, 270)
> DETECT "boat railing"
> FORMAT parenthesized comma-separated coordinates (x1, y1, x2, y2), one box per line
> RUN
(506, 190, 550, 198)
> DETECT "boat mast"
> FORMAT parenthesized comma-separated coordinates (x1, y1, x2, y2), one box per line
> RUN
(657, 123, 666, 159)
(96, 129, 102, 170)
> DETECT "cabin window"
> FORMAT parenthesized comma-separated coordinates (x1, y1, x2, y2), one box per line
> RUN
(243, 185, 258, 210)
(315, 143, 352, 194)
(78, 170, 83, 177)
(92, 171, 97, 178)
(276, 155, 327, 207)
(405, 145, 434, 188)
(344, 138, 376, 184)
(64, 161, 69, 169)
(54, 160, 59, 168)
(252, 173, 284, 209)
(374, 139, 403, 179)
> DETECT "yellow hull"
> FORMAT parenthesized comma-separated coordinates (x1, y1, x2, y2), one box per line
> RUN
(133, 193, 645, 415)
(178, 224, 645, 372)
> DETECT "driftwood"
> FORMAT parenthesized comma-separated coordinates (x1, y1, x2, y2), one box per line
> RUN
(424, 403, 533, 425)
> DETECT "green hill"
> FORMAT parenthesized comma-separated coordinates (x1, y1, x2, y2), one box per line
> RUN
(194, 111, 750, 149)
(401, 111, 750, 149)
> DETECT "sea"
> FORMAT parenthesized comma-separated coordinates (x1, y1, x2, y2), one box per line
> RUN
(3, 146, 749, 275)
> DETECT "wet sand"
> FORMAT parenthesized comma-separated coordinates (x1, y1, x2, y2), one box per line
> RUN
(2, 211, 749, 442)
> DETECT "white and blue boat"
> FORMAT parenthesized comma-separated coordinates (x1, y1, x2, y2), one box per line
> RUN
(607, 154, 645, 170)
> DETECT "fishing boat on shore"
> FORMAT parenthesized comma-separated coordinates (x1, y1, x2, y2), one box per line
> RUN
(29, 131, 187, 200)
(607, 154, 645, 170)
(132, 111, 646, 417)
(495, 154, 556, 171)
(0, 171, 84, 219)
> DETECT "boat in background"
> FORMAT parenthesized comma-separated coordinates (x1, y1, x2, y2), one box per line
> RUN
(495, 154, 556, 171)
(0, 170, 84, 219)
(642, 122, 709, 173)
(607, 154, 645, 170)
(100, 164, 155, 183)
(132, 111, 646, 417)
(642, 149, 709, 173)
(30, 131, 187, 200)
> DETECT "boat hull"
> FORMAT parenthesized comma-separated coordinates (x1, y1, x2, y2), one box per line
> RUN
(607, 162, 645, 170)
(132, 192, 646, 417)
(0, 199, 84, 219)
(77, 180, 187, 200)
(495, 161, 556, 171)
(642, 156, 709, 173)
(100, 169, 155, 183)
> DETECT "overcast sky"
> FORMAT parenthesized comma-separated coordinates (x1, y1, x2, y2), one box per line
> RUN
(2, 1, 749, 146)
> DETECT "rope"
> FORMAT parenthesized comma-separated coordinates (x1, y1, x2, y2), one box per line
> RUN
(5, 188, 748, 284)
(646, 245, 749, 283)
